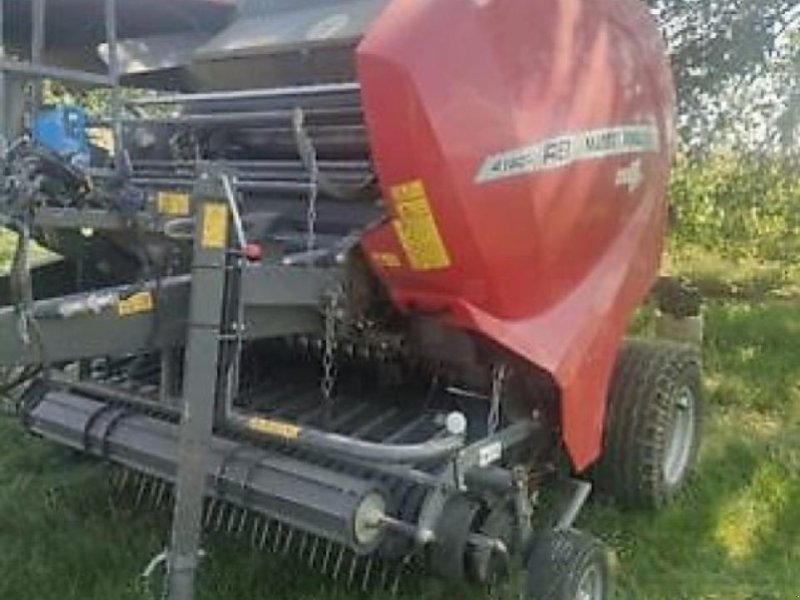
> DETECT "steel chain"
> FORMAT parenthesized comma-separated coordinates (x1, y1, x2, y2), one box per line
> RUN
(488, 364, 508, 435)
(293, 107, 319, 256)
(12, 222, 32, 345)
(321, 285, 344, 402)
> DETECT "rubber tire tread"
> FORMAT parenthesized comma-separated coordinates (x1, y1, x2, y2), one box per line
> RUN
(525, 529, 611, 600)
(595, 338, 702, 509)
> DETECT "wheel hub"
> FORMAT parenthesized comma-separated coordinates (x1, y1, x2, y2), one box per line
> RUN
(575, 564, 604, 600)
(663, 386, 696, 486)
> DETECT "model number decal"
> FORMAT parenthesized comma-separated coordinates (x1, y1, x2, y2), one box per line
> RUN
(475, 124, 660, 184)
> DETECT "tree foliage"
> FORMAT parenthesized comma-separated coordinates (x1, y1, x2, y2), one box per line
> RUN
(646, 0, 800, 152)
(670, 153, 800, 261)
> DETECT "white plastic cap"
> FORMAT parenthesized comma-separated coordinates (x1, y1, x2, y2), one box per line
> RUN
(445, 411, 468, 436)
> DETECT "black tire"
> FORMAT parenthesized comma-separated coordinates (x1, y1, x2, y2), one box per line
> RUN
(429, 494, 480, 581)
(595, 339, 702, 509)
(526, 529, 611, 600)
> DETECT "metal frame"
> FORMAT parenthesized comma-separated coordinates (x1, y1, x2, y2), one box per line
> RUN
(0, 263, 343, 366)
(0, 13, 598, 593)
(0, 0, 120, 141)
(0, 1, 3, 135)
(167, 168, 231, 600)
(2, 156, 559, 593)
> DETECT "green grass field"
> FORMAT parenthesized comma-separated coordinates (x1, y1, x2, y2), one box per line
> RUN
(1, 229, 799, 599)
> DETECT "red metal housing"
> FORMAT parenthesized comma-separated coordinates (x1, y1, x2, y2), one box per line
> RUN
(357, 0, 675, 470)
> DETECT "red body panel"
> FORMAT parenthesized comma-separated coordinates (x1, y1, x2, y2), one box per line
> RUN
(357, 0, 675, 470)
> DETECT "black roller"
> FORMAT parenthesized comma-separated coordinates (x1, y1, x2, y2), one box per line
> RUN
(27, 390, 388, 553)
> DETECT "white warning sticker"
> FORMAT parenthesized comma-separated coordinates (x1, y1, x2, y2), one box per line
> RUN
(475, 124, 660, 184)
(478, 441, 503, 467)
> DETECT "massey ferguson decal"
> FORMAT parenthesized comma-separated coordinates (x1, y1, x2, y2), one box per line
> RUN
(475, 124, 660, 184)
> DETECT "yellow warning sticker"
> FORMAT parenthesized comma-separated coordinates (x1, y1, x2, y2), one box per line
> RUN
(117, 291, 154, 317)
(392, 179, 427, 203)
(390, 179, 451, 271)
(201, 203, 228, 249)
(246, 416, 301, 440)
(370, 252, 402, 269)
(156, 191, 190, 216)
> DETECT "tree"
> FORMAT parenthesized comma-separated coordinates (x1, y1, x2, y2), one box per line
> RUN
(646, 0, 800, 152)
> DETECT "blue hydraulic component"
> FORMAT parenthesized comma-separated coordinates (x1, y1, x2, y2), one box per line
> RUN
(33, 105, 91, 168)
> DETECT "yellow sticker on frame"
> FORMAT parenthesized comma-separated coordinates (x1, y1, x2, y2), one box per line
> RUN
(156, 191, 190, 216)
(117, 291, 154, 317)
(201, 203, 229, 249)
(246, 416, 301, 440)
(390, 179, 451, 271)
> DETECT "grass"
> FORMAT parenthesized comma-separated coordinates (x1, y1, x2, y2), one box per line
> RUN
(1, 231, 799, 599)
(591, 299, 800, 599)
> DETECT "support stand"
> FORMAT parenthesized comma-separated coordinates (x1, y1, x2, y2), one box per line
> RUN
(166, 168, 232, 600)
